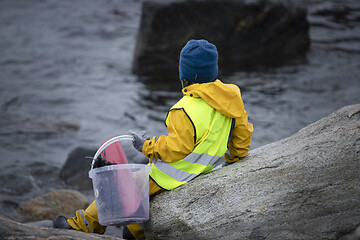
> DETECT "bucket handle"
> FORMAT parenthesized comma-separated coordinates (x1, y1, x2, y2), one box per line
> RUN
(91, 135, 133, 170)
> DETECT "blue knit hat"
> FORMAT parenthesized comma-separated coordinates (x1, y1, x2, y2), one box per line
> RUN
(179, 39, 218, 83)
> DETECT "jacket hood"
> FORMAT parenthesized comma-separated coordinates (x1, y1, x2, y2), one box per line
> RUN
(182, 79, 245, 118)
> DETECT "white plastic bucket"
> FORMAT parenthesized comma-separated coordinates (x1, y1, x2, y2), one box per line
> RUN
(89, 135, 151, 226)
(89, 164, 151, 226)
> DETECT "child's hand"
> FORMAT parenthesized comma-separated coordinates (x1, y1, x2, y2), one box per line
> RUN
(129, 130, 149, 152)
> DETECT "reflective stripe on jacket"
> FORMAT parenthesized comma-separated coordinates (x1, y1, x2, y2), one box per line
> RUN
(150, 95, 232, 190)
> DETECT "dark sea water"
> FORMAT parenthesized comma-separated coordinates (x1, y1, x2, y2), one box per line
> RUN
(0, 0, 359, 222)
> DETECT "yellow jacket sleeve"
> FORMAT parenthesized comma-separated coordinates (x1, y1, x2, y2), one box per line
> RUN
(225, 111, 253, 163)
(142, 109, 194, 163)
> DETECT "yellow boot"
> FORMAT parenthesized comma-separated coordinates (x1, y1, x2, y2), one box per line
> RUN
(67, 200, 106, 234)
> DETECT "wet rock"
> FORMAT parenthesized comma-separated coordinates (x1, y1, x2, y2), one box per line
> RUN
(59, 147, 96, 190)
(0, 215, 124, 240)
(133, 0, 310, 83)
(145, 104, 360, 240)
(16, 189, 89, 222)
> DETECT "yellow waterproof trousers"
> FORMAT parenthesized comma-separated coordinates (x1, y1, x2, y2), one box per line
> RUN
(67, 178, 163, 239)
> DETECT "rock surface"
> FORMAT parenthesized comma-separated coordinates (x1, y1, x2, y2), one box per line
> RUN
(133, 0, 310, 83)
(0, 215, 123, 240)
(16, 189, 89, 222)
(144, 104, 360, 240)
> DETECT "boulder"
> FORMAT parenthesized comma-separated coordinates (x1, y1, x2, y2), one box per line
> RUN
(59, 147, 96, 190)
(133, 0, 310, 84)
(0, 215, 123, 240)
(144, 104, 360, 240)
(16, 189, 89, 222)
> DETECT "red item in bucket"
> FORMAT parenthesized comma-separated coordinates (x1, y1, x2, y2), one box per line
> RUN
(99, 140, 128, 165)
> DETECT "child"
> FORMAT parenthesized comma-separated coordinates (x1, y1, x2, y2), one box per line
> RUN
(54, 39, 253, 239)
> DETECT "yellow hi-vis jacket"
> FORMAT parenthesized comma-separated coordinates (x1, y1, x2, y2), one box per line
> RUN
(150, 95, 233, 190)
(142, 79, 253, 190)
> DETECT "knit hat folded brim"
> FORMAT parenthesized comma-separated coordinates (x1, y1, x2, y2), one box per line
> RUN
(179, 39, 218, 83)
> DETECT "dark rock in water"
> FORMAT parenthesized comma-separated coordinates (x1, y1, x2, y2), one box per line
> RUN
(59, 147, 96, 190)
(144, 104, 360, 239)
(0, 215, 124, 240)
(133, 0, 310, 83)
(16, 189, 89, 222)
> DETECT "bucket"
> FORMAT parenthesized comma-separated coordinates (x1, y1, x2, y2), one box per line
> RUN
(89, 135, 151, 226)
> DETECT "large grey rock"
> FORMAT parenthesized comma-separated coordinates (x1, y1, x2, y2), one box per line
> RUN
(133, 0, 310, 83)
(0, 215, 123, 240)
(144, 104, 360, 240)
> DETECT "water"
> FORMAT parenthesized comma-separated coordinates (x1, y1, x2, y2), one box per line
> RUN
(0, 0, 359, 222)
